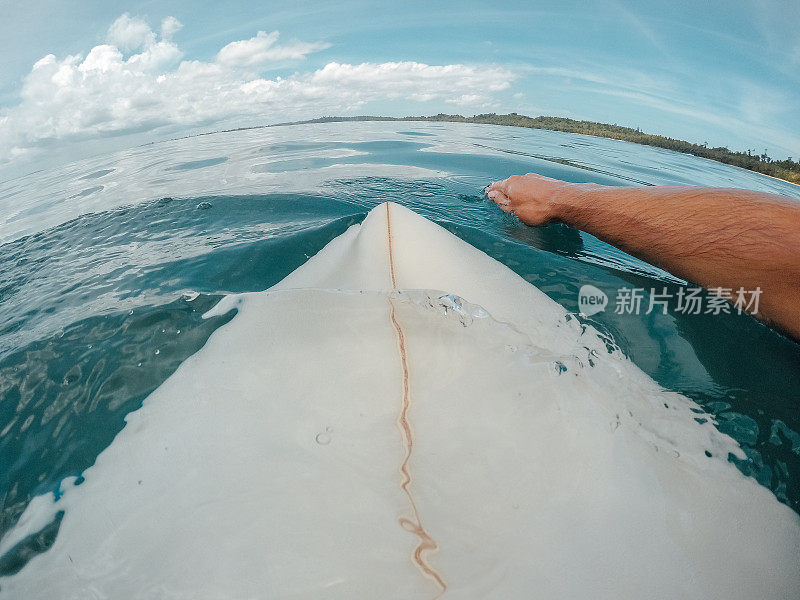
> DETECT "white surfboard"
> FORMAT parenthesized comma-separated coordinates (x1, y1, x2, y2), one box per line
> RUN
(1, 202, 799, 599)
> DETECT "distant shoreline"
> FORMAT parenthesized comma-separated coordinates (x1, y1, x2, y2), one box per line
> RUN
(256, 114, 798, 187)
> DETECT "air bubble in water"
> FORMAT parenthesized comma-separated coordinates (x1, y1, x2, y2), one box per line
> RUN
(471, 306, 489, 319)
(438, 294, 463, 313)
(315, 427, 333, 445)
(436, 293, 487, 327)
(154, 349, 160, 355)
(439, 294, 471, 326)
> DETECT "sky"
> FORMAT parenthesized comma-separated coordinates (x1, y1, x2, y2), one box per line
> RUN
(0, 0, 798, 176)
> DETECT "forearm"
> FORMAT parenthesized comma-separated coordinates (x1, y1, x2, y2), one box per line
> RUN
(553, 186, 800, 337)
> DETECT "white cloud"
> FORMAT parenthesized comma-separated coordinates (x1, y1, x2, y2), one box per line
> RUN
(216, 30, 329, 68)
(0, 15, 514, 163)
(106, 14, 156, 54)
(160, 16, 183, 41)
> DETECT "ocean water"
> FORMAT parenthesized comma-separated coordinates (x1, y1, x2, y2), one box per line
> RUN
(1, 121, 799, 575)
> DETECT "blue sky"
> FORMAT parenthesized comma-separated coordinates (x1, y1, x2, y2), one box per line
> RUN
(1, 0, 798, 173)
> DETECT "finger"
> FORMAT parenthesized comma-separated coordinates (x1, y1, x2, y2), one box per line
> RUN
(486, 190, 506, 204)
(487, 177, 510, 194)
(487, 190, 513, 212)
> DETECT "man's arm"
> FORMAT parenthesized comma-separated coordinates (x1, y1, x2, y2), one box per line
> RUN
(487, 173, 800, 340)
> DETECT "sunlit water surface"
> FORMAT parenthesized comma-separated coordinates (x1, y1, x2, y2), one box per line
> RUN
(1, 121, 799, 576)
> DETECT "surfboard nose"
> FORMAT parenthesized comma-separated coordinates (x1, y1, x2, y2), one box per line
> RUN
(273, 201, 432, 292)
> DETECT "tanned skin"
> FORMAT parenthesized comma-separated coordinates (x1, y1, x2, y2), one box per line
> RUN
(486, 173, 800, 341)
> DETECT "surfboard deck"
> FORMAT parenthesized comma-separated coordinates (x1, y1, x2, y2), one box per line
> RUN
(1, 202, 799, 599)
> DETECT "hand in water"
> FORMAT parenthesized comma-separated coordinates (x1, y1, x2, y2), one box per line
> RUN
(485, 173, 569, 225)
(486, 173, 604, 226)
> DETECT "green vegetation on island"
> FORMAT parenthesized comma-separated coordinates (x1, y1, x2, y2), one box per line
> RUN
(276, 113, 800, 185)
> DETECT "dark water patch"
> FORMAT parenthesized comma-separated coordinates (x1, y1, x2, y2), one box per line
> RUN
(398, 131, 436, 137)
(78, 169, 114, 181)
(168, 157, 228, 171)
(348, 140, 429, 152)
(257, 140, 430, 158)
(0, 195, 361, 359)
(331, 177, 456, 220)
(0, 195, 364, 359)
(69, 186, 103, 199)
(0, 511, 63, 577)
(473, 142, 654, 186)
(257, 141, 339, 154)
(116, 212, 365, 296)
(609, 159, 682, 183)
(252, 157, 339, 173)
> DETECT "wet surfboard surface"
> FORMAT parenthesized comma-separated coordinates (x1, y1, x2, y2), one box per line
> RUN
(1, 202, 799, 599)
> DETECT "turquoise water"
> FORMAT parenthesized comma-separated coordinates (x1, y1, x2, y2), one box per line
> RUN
(1, 121, 799, 574)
